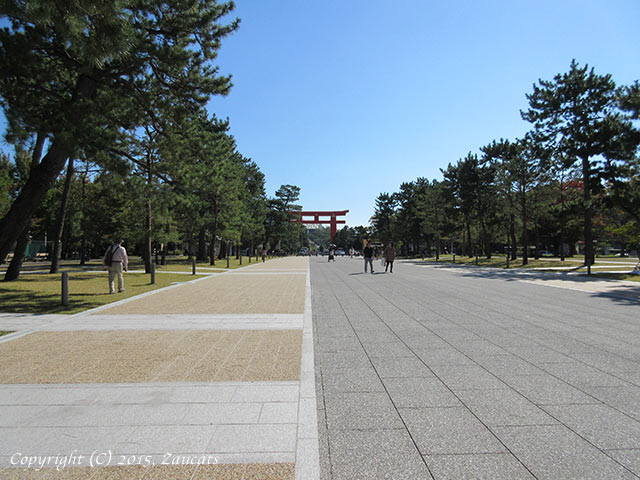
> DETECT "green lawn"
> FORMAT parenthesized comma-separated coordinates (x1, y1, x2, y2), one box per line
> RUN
(0, 271, 207, 315)
(418, 255, 635, 271)
(0, 331, 12, 336)
(0, 255, 263, 276)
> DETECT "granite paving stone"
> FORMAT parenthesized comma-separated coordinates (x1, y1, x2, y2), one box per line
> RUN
(604, 449, 640, 477)
(259, 402, 299, 425)
(500, 374, 600, 405)
(369, 356, 436, 378)
(413, 347, 476, 366)
(399, 407, 507, 455)
(569, 352, 640, 373)
(584, 386, 640, 420)
(123, 425, 217, 453)
(425, 453, 536, 480)
(328, 429, 433, 480)
(319, 367, 384, 393)
(323, 392, 404, 430)
(492, 424, 638, 479)
(472, 354, 546, 376)
(207, 424, 297, 453)
(540, 362, 629, 388)
(456, 388, 558, 426)
(544, 404, 640, 450)
(429, 365, 508, 391)
(383, 377, 462, 408)
(311, 257, 640, 479)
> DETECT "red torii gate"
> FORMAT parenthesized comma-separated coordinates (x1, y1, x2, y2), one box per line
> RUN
(290, 210, 349, 243)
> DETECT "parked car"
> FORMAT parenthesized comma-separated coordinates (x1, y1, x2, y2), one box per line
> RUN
(335, 249, 345, 256)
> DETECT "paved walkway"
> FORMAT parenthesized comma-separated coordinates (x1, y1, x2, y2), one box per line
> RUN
(312, 257, 640, 480)
(2, 254, 640, 479)
(0, 257, 319, 479)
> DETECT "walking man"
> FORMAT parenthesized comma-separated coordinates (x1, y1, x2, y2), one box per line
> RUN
(103, 239, 128, 294)
(363, 241, 374, 274)
(384, 242, 396, 273)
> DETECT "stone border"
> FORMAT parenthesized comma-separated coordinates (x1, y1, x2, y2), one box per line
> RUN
(294, 262, 320, 480)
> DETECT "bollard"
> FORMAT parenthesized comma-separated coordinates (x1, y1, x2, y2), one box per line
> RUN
(452, 254, 455, 264)
(192, 257, 196, 275)
(475, 255, 478, 265)
(150, 262, 156, 284)
(61, 272, 69, 306)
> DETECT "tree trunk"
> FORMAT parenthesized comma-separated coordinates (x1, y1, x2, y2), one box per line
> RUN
(0, 75, 97, 263)
(79, 162, 89, 265)
(161, 243, 167, 265)
(466, 222, 472, 257)
(79, 235, 87, 265)
(50, 158, 75, 274)
(582, 156, 594, 269)
(521, 191, 528, 266)
(481, 221, 491, 259)
(435, 235, 440, 261)
(4, 132, 46, 280)
(60, 217, 71, 260)
(209, 233, 216, 266)
(144, 198, 152, 273)
(144, 154, 153, 274)
(197, 227, 207, 261)
(4, 224, 31, 281)
(509, 213, 517, 260)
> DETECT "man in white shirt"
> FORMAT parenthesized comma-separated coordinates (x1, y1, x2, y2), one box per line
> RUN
(103, 239, 129, 294)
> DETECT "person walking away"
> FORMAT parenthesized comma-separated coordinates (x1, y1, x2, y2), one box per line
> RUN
(103, 239, 128, 294)
(363, 242, 374, 274)
(262, 249, 267, 263)
(384, 242, 396, 273)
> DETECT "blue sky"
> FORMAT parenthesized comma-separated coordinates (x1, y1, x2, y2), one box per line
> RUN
(210, 0, 640, 226)
(1, 1, 638, 227)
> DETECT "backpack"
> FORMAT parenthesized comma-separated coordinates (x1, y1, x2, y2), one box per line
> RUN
(104, 245, 117, 267)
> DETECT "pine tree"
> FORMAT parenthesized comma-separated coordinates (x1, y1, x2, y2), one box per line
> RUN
(522, 60, 638, 270)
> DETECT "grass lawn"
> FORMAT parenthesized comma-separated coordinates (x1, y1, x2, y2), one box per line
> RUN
(0, 271, 207, 315)
(151, 256, 260, 272)
(68, 255, 256, 272)
(0, 331, 12, 336)
(418, 255, 634, 271)
(0, 255, 264, 276)
(419, 255, 568, 269)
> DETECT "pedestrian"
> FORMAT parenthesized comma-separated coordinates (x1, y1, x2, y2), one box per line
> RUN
(103, 239, 128, 294)
(363, 241, 374, 274)
(384, 242, 396, 273)
(262, 249, 267, 263)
